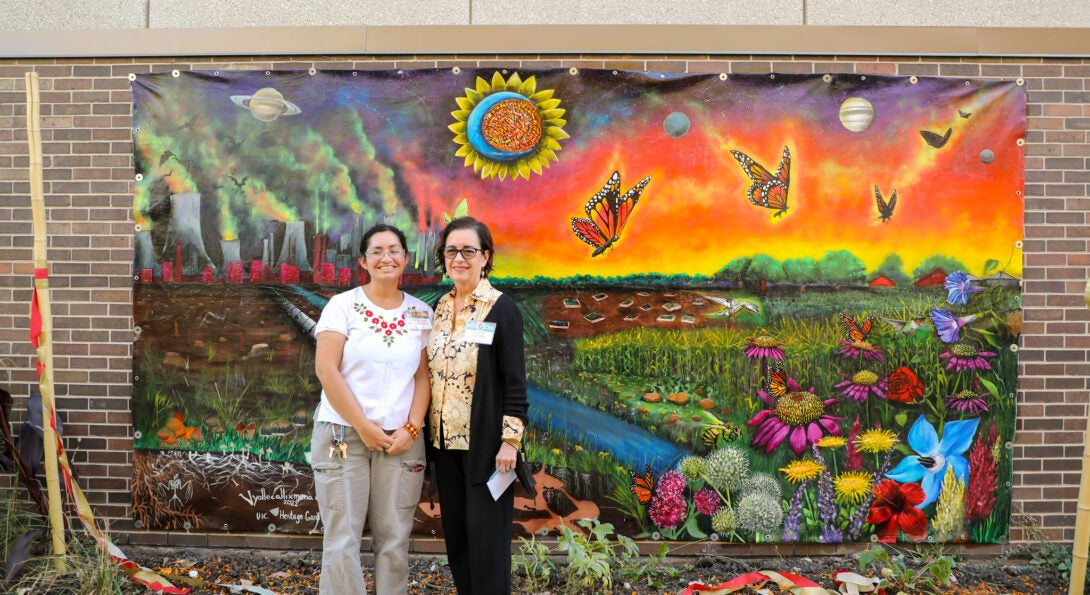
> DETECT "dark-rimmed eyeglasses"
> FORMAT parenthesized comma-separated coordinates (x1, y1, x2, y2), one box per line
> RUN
(443, 246, 482, 260)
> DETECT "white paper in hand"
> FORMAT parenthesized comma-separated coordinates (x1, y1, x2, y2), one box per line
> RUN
(486, 468, 516, 500)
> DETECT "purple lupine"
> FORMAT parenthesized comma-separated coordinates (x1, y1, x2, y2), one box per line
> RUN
(812, 446, 843, 543)
(782, 480, 811, 542)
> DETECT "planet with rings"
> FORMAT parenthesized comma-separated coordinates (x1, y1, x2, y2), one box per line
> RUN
(230, 87, 302, 122)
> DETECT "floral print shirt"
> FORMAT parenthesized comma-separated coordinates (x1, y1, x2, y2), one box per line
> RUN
(427, 278, 525, 450)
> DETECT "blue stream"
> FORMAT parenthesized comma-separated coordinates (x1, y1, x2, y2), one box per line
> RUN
(528, 385, 689, 474)
(292, 286, 689, 473)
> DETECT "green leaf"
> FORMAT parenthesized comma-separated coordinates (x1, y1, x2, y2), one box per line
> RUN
(895, 411, 908, 426)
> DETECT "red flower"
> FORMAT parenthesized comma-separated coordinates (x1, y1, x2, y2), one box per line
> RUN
(398, 320, 405, 327)
(385, 329, 392, 335)
(365, 310, 373, 317)
(866, 479, 928, 543)
(381, 321, 388, 328)
(886, 366, 924, 403)
(371, 317, 380, 324)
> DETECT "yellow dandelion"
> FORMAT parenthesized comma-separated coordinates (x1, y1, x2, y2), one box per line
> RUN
(779, 459, 824, 484)
(834, 471, 873, 504)
(855, 428, 899, 453)
(574, 444, 584, 452)
(551, 448, 561, 455)
(449, 71, 569, 180)
(598, 451, 610, 458)
(816, 435, 847, 449)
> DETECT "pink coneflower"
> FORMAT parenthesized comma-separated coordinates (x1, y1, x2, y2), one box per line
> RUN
(944, 388, 990, 414)
(693, 487, 722, 516)
(748, 377, 842, 456)
(833, 370, 888, 403)
(836, 340, 885, 362)
(648, 470, 687, 530)
(940, 343, 997, 372)
(745, 335, 786, 360)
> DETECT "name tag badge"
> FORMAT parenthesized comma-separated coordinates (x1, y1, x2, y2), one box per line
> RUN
(464, 320, 496, 345)
(404, 307, 432, 330)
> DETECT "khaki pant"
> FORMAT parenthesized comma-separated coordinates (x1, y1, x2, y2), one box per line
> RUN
(311, 421, 426, 595)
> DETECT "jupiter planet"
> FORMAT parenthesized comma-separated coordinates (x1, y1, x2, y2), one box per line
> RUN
(838, 97, 875, 132)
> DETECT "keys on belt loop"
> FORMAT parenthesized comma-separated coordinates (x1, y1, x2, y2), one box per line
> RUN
(329, 425, 347, 459)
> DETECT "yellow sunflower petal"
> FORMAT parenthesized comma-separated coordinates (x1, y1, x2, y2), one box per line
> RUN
(538, 148, 557, 163)
(466, 89, 483, 104)
(545, 126, 570, 139)
(463, 153, 475, 167)
(472, 154, 486, 172)
(506, 72, 523, 90)
(455, 97, 474, 111)
(545, 118, 567, 128)
(540, 108, 566, 120)
(490, 71, 507, 92)
(528, 89, 554, 102)
(516, 160, 531, 179)
(543, 137, 563, 151)
(452, 133, 468, 144)
(448, 121, 467, 134)
(537, 98, 562, 111)
(475, 77, 491, 94)
(527, 156, 543, 174)
(517, 76, 537, 96)
(454, 144, 473, 158)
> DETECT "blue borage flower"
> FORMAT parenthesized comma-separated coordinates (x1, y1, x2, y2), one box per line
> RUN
(886, 415, 980, 508)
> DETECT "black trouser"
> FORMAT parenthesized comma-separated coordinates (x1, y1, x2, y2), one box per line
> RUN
(434, 448, 514, 595)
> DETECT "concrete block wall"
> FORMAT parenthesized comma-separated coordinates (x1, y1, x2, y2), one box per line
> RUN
(1, 0, 1090, 29)
(0, 51, 1086, 552)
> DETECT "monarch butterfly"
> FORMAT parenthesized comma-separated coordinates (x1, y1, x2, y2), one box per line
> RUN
(630, 465, 655, 503)
(874, 186, 897, 223)
(730, 146, 791, 217)
(764, 360, 788, 398)
(570, 171, 652, 257)
(702, 422, 743, 449)
(840, 313, 875, 344)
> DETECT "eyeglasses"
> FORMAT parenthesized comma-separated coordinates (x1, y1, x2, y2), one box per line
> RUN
(365, 248, 405, 259)
(443, 246, 483, 260)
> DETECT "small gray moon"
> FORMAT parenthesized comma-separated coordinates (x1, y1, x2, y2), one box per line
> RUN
(839, 97, 875, 132)
(980, 149, 995, 164)
(663, 111, 691, 138)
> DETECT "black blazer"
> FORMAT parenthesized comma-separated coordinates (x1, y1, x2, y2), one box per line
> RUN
(466, 293, 528, 485)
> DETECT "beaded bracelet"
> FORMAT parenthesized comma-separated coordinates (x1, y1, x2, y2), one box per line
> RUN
(403, 422, 420, 440)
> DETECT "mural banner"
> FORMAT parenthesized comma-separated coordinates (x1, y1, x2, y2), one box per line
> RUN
(131, 68, 1024, 544)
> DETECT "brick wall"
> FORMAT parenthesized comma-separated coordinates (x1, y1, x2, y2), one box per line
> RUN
(0, 54, 1085, 550)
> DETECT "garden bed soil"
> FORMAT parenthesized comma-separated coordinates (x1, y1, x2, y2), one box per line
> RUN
(116, 547, 1069, 594)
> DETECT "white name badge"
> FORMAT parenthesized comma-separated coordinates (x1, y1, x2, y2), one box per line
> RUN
(464, 320, 496, 345)
(404, 307, 432, 330)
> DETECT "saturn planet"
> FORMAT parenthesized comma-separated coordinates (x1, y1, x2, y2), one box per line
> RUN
(838, 96, 875, 132)
(230, 87, 301, 122)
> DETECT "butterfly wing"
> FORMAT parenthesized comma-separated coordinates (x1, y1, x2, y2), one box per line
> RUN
(733, 148, 790, 215)
(774, 146, 791, 196)
(840, 313, 863, 343)
(764, 360, 788, 398)
(631, 466, 654, 503)
(571, 217, 611, 254)
(571, 172, 622, 257)
(920, 128, 952, 148)
(612, 176, 651, 238)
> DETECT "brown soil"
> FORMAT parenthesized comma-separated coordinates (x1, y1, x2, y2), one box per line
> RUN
(117, 547, 1070, 594)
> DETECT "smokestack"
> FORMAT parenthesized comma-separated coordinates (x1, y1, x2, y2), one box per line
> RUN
(134, 230, 158, 276)
(221, 238, 242, 283)
(168, 193, 215, 275)
(277, 221, 310, 272)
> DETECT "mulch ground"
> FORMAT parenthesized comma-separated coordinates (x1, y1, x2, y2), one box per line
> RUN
(117, 548, 1070, 594)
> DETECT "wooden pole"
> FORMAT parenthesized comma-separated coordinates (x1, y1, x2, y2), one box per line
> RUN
(1070, 276, 1090, 594)
(25, 70, 67, 572)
